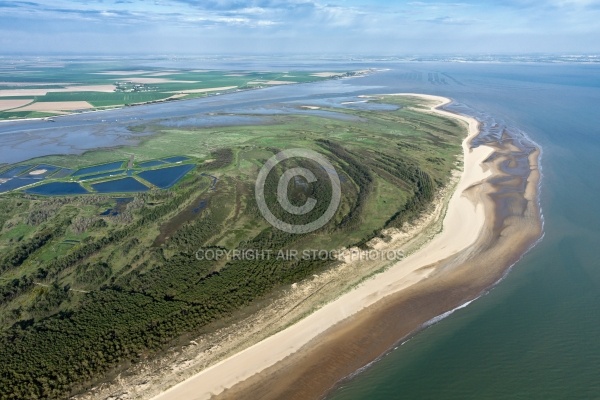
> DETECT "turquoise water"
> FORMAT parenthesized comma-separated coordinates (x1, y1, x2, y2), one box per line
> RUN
(328, 64, 600, 399)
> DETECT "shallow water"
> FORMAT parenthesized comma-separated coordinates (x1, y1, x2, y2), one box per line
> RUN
(0, 77, 378, 164)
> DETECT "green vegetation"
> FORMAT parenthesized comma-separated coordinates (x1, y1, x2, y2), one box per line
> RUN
(0, 96, 464, 399)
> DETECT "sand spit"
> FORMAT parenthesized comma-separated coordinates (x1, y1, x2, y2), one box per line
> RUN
(75, 94, 542, 400)
(210, 95, 543, 400)
(144, 94, 543, 400)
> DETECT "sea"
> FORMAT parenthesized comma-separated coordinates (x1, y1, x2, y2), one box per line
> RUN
(2, 58, 600, 399)
(327, 63, 600, 399)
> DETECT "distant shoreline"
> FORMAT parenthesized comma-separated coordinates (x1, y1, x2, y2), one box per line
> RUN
(0, 70, 373, 125)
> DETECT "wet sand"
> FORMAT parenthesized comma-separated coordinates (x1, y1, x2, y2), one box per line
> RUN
(151, 94, 542, 400)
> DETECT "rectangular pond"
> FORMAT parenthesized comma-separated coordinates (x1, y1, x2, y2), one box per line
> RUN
(137, 164, 195, 189)
(72, 161, 125, 177)
(137, 160, 167, 168)
(0, 178, 36, 193)
(79, 170, 126, 181)
(0, 165, 33, 179)
(25, 182, 89, 196)
(20, 164, 61, 179)
(91, 177, 149, 193)
(51, 169, 74, 179)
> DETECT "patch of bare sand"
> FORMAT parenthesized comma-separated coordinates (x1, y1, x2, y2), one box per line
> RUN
(28, 169, 47, 176)
(15, 101, 94, 112)
(0, 99, 33, 111)
(264, 80, 296, 85)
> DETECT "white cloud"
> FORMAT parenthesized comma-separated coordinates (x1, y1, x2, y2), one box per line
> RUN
(0, 0, 599, 53)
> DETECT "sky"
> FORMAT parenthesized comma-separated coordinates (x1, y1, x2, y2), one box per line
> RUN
(1, 0, 600, 54)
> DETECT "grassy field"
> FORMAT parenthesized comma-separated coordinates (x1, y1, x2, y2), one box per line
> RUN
(0, 96, 464, 399)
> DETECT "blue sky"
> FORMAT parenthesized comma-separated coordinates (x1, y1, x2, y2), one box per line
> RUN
(1, 0, 599, 54)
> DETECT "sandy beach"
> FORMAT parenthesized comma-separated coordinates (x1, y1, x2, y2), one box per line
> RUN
(149, 94, 531, 400)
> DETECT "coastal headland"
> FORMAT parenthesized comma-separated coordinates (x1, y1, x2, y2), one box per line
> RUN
(0, 93, 542, 400)
(149, 94, 543, 400)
